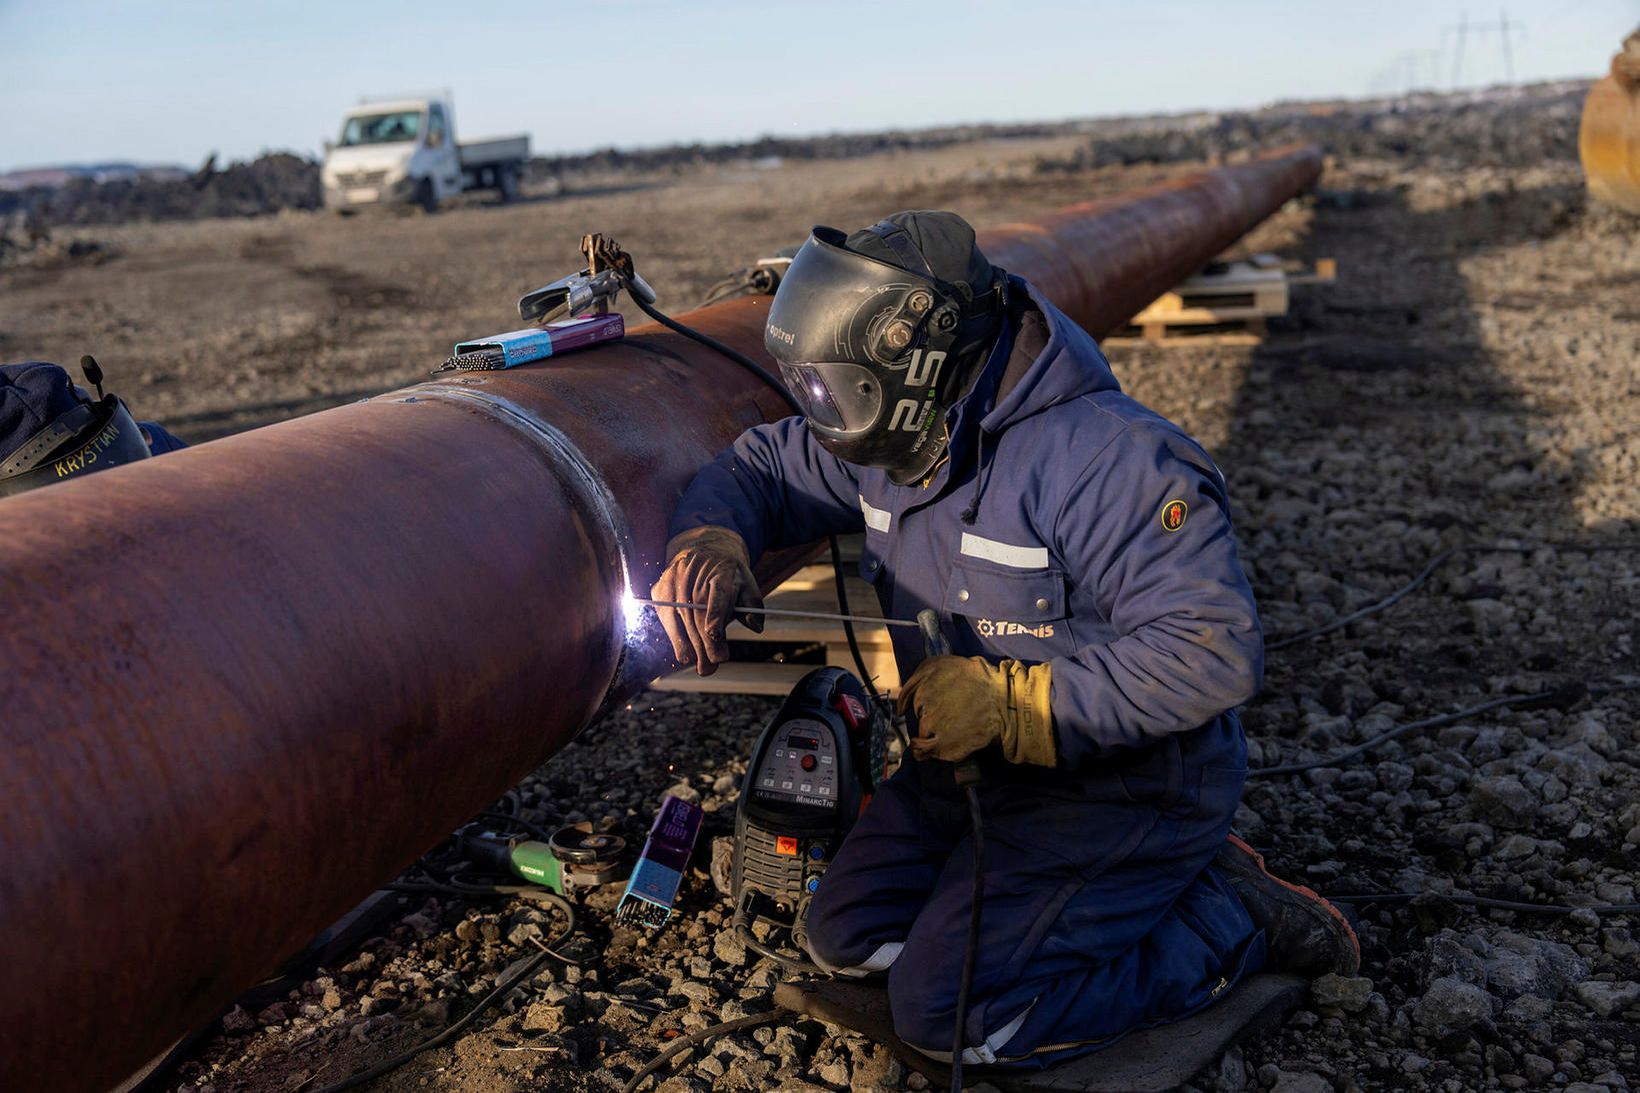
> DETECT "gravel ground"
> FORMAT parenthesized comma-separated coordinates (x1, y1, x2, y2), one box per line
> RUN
(11, 104, 1636, 1093)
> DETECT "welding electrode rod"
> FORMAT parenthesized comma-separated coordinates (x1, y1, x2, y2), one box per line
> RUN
(633, 597, 920, 628)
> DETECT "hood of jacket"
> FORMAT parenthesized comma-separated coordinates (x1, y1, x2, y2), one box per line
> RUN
(937, 275, 1123, 519)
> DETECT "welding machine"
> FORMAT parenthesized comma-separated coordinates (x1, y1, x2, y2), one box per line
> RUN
(731, 667, 886, 965)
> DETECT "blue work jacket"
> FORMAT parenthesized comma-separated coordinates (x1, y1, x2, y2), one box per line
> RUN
(671, 276, 1262, 778)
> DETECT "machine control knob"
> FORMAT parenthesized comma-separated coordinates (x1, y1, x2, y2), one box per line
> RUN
(801, 754, 817, 772)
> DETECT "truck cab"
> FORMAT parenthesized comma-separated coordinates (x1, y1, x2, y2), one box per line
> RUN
(321, 97, 527, 212)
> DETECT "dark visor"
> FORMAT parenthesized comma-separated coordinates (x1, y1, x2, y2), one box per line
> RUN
(777, 360, 883, 433)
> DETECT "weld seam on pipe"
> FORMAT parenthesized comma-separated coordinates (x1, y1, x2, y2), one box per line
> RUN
(398, 384, 634, 702)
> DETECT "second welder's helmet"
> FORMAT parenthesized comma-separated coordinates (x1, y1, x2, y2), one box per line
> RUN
(764, 211, 1007, 484)
(0, 360, 152, 498)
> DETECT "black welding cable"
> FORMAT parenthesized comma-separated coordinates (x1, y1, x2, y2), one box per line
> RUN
(476, 808, 555, 842)
(626, 288, 897, 726)
(382, 879, 571, 907)
(1327, 891, 1640, 915)
(629, 291, 795, 414)
(830, 531, 904, 737)
(1250, 681, 1640, 778)
(310, 891, 579, 1093)
(699, 272, 757, 308)
(1267, 539, 1640, 653)
(732, 915, 819, 975)
(620, 1010, 786, 1093)
(949, 783, 985, 1093)
(1266, 548, 1458, 651)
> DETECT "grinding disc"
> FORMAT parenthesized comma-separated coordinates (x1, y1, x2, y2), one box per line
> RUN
(549, 822, 626, 864)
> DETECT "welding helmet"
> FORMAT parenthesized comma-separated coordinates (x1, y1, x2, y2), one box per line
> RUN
(0, 360, 152, 498)
(764, 212, 1007, 484)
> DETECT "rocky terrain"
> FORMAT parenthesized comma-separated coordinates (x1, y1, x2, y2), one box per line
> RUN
(4, 87, 1637, 1093)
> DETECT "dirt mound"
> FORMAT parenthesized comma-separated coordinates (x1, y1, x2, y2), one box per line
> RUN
(0, 152, 320, 229)
(527, 120, 1071, 181)
(1039, 82, 1591, 173)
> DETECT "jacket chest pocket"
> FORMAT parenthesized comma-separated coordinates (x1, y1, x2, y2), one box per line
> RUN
(943, 556, 1073, 660)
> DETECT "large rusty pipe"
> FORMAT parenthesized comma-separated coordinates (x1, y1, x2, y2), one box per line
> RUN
(1580, 30, 1640, 215)
(0, 144, 1320, 1091)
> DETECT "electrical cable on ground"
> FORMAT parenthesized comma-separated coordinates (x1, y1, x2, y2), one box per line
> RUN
(1250, 681, 1639, 778)
(1328, 892, 1640, 915)
(310, 891, 580, 1093)
(1266, 548, 1458, 651)
(732, 916, 820, 974)
(1267, 539, 1640, 652)
(1254, 541, 1640, 923)
(950, 783, 985, 1093)
(619, 1011, 785, 1093)
(477, 808, 553, 841)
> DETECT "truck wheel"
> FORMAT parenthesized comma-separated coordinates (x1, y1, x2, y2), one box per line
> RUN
(416, 178, 438, 214)
(497, 167, 521, 204)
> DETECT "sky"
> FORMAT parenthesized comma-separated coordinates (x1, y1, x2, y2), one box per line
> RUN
(2, 0, 1635, 171)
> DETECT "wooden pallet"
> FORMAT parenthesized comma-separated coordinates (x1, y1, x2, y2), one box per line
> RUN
(651, 550, 901, 697)
(1106, 255, 1336, 345)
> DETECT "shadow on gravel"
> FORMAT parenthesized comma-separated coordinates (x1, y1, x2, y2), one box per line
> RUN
(1225, 176, 1635, 689)
(1219, 175, 1640, 1083)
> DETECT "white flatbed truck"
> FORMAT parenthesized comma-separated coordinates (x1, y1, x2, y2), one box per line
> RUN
(321, 96, 529, 212)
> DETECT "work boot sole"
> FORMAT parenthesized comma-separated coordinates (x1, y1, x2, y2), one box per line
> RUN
(1220, 833, 1361, 977)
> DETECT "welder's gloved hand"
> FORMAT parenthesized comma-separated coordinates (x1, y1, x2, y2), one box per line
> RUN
(897, 655, 1056, 766)
(650, 526, 764, 676)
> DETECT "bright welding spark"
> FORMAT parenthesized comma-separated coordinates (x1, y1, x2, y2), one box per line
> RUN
(620, 588, 648, 637)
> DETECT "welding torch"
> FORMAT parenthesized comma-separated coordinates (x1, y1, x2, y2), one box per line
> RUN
(629, 597, 920, 629)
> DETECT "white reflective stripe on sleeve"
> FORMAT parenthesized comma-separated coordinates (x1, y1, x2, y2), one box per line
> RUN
(906, 1002, 1034, 1064)
(959, 532, 1049, 569)
(807, 939, 903, 979)
(859, 494, 892, 533)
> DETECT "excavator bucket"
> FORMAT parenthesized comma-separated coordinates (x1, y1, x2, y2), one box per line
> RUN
(1580, 29, 1640, 215)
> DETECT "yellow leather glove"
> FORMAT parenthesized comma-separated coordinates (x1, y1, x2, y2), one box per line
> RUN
(896, 655, 1056, 766)
(650, 526, 764, 676)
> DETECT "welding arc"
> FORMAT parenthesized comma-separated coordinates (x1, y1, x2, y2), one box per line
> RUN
(633, 597, 921, 629)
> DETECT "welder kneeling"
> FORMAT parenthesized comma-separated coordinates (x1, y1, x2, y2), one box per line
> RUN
(652, 211, 1358, 1068)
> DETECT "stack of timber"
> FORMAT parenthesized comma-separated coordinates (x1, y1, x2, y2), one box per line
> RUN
(652, 539, 900, 697)
(1108, 255, 1336, 345)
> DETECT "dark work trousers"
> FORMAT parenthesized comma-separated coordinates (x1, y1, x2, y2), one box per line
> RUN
(803, 714, 1266, 1067)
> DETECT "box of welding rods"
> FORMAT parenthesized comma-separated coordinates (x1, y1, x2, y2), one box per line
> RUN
(615, 794, 704, 930)
(446, 313, 625, 370)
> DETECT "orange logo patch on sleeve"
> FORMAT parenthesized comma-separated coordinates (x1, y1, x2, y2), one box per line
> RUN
(1161, 499, 1188, 532)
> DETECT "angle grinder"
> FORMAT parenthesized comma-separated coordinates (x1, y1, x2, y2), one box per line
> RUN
(731, 666, 886, 966)
(463, 821, 627, 895)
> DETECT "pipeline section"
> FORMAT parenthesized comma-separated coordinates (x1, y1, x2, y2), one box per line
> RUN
(1580, 29, 1640, 215)
(0, 144, 1320, 1091)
